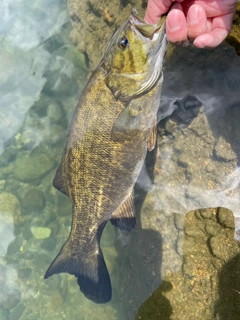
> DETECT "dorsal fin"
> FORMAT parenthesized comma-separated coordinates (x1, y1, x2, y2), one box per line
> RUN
(110, 191, 135, 231)
(53, 161, 68, 196)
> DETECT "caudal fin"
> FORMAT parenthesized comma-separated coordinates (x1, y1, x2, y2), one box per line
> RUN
(44, 242, 112, 303)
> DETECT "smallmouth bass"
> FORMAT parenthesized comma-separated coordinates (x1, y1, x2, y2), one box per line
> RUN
(44, 9, 167, 303)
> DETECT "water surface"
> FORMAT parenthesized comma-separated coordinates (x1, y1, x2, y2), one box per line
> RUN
(1, 1, 240, 320)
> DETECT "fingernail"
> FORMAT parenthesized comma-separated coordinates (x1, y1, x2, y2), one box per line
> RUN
(167, 10, 182, 32)
(188, 6, 200, 25)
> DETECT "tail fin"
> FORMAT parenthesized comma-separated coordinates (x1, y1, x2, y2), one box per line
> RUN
(44, 241, 112, 303)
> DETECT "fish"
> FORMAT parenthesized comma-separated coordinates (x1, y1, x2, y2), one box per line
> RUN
(44, 9, 167, 304)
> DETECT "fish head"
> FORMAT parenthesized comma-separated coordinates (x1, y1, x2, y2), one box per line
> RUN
(101, 9, 167, 101)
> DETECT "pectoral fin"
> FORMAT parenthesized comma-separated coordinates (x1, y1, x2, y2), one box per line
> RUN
(53, 161, 68, 196)
(110, 192, 135, 231)
(112, 106, 140, 133)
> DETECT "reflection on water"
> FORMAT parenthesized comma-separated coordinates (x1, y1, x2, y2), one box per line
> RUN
(0, 0, 240, 319)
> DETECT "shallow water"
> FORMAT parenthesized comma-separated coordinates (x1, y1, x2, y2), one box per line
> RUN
(1, 1, 240, 320)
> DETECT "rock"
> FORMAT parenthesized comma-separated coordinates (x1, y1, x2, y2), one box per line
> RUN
(40, 236, 56, 252)
(21, 188, 45, 215)
(13, 150, 55, 183)
(218, 207, 235, 228)
(0, 192, 23, 226)
(22, 222, 32, 240)
(30, 226, 51, 239)
(7, 236, 23, 256)
(47, 102, 63, 123)
(214, 136, 237, 161)
(226, 2, 240, 56)
(136, 209, 240, 320)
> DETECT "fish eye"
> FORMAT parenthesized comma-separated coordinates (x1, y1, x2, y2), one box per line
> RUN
(118, 36, 128, 49)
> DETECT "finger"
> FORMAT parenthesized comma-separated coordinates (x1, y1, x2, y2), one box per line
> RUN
(166, 4, 188, 43)
(193, 11, 235, 48)
(187, 4, 208, 40)
(145, 0, 173, 24)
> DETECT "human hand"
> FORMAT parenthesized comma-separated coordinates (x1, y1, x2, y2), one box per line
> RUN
(145, 0, 236, 48)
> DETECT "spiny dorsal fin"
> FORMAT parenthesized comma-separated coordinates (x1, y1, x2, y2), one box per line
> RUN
(53, 161, 68, 196)
(110, 191, 135, 231)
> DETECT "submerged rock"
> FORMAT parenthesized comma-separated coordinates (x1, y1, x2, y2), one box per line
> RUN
(30, 226, 52, 239)
(13, 150, 55, 183)
(21, 188, 45, 214)
(0, 192, 23, 226)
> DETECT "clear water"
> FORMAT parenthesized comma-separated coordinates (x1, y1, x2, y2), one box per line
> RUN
(1, 0, 240, 320)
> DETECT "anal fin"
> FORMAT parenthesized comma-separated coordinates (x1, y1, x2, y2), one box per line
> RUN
(53, 161, 68, 196)
(147, 119, 157, 151)
(110, 191, 135, 231)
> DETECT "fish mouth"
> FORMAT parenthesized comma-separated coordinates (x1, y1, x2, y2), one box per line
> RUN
(129, 9, 166, 42)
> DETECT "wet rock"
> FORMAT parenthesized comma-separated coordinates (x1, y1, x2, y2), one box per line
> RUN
(214, 136, 237, 161)
(174, 213, 185, 230)
(218, 207, 235, 228)
(21, 189, 45, 215)
(13, 150, 55, 183)
(30, 226, 51, 239)
(226, 2, 240, 56)
(136, 209, 240, 320)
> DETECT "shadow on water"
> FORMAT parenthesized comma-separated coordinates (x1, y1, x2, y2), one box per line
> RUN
(215, 254, 240, 320)
(114, 148, 167, 319)
(136, 208, 240, 320)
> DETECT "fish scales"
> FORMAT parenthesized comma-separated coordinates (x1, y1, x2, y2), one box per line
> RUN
(45, 10, 167, 303)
